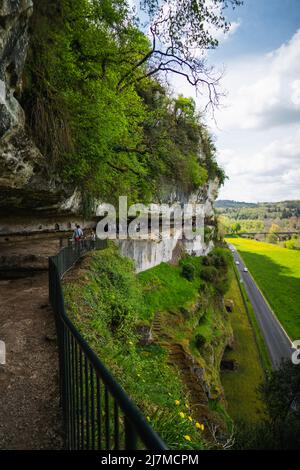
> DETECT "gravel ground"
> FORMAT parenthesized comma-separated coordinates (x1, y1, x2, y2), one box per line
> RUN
(0, 273, 64, 449)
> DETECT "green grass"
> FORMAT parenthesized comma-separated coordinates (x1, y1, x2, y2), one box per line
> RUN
(63, 247, 206, 450)
(231, 262, 272, 372)
(139, 253, 234, 421)
(138, 258, 203, 323)
(221, 262, 267, 424)
(63, 246, 248, 446)
(226, 238, 300, 340)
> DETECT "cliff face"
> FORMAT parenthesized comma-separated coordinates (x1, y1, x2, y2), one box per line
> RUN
(0, 0, 78, 214)
(0, 1, 220, 250)
(118, 178, 219, 272)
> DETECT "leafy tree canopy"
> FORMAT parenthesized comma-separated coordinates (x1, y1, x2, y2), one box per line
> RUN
(22, 0, 226, 211)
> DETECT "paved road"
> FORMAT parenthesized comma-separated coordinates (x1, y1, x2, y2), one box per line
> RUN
(228, 244, 293, 369)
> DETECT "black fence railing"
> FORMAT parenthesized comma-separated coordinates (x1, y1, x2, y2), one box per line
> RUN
(49, 239, 167, 450)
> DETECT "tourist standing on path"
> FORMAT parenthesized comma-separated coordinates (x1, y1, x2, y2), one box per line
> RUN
(73, 224, 83, 242)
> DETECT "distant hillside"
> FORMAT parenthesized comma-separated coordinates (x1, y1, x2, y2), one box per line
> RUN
(216, 200, 300, 220)
(215, 200, 257, 209)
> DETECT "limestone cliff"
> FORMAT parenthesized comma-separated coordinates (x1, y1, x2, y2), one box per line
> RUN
(0, 1, 220, 249)
(0, 0, 79, 214)
(118, 178, 219, 272)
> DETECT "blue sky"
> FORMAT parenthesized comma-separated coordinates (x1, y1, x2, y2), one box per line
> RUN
(131, 0, 300, 202)
(213, 0, 300, 59)
(204, 0, 300, 202)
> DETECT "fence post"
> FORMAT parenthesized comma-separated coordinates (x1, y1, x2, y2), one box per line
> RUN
(48, 240, 167, 451)
(124, 416, 138, 450)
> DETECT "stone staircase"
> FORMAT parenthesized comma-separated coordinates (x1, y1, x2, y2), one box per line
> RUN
(151, 313, 209, 416)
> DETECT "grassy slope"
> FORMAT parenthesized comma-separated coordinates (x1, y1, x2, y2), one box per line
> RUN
(63, 244, 274, 446)
(139, 256, 233, 418)
(226, 238, 300, 340)
(221, 263, 266, 423)
(138, 257, 203, 323)
(63, 247, 207, 450)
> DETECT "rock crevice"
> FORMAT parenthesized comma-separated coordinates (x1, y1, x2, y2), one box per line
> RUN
(0, 0, 78, 213)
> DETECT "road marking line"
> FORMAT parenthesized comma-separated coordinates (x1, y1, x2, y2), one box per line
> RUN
(233, 247, 294, 347)
(0, 340, 5, 365)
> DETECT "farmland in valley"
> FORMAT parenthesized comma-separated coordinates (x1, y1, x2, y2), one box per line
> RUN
(226, 238, 300, 340)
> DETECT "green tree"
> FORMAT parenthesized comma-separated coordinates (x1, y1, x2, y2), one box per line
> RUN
(266, 223, 280, 244)
(22, 0, 225, 210)
(231, 222, 241, 234)
(235, 361, 300, 449)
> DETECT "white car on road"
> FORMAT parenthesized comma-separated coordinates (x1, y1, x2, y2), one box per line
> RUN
(235, 261, 240, 265)
(243, 267, 248, 272)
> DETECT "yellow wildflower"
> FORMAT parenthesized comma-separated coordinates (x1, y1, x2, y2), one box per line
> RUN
(146, 416, 150, 422)
(196, 422, 205, 431)
(128, 341, 133, 346)
(184, 435, 191, 442)
(188, 416, 193, 422)
(179, 412, 185, 419)
(185, 403, 189, 409)
(175, 400, 180, 406)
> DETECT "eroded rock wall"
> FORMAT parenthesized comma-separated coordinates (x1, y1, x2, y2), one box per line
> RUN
(0, 0, 79, 215)
(118, 178, 219, 272)
(0, 1, 220, 249)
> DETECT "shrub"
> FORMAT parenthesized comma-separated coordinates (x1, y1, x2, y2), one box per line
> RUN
(195, 333, 207, 349)
(284, 237, 300, 250)
(235, 360, 300, 449)
(200, 266, 218, 282)
(204, 226, 213, 243)
(210, 247, 231, 269)
(181, 263, 196, 281)
(267, 233, 278, 244)
(64, 247, 207, 450)
(202, 256, 210, 266)
(215, 278, 230, 295)
(198, 312, 207, 325)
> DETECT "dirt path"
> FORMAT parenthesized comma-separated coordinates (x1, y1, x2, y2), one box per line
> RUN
(0, 272, 64, 449)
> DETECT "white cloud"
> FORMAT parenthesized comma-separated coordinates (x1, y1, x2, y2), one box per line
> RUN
(208, 29, 300, 202)
(169, 31, 300, 201)
(152, 16, 299, 202)
(291, 79, 300, 106)
(218, 130, 300, 202)
(126, 0, 137, 8)
(228, 21, 240, 36)
(217, 29, 300, 131)
(213, 21, 241, 43)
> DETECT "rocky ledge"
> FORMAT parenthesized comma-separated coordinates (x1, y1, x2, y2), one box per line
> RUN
(0, 0, 79, 213)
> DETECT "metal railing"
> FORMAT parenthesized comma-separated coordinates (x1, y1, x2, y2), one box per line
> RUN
(49, 239, 167, 450)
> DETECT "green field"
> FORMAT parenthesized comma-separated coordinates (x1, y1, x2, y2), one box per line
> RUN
(221, 263, 266, 423)
(226, 238, 300, 340)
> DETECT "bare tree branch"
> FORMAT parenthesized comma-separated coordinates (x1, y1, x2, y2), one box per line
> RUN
(115, 0, 242, 110)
